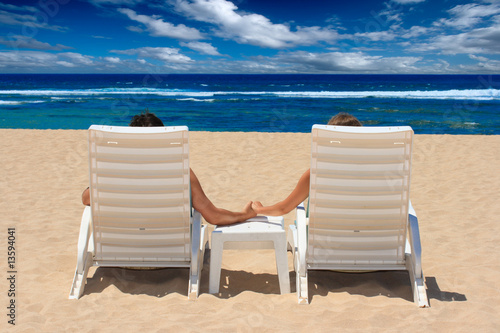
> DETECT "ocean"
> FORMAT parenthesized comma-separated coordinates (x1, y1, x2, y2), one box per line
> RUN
(0, 74, 498, 134)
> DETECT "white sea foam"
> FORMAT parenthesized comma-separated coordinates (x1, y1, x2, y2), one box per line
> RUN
(0, 100, 45, 105)
(177, 98, 215, 102)
(0, 88, 498, 100)
(51, 96, 86, 102)
(0, 100, 23, 105)
(273, 89, 500, 100)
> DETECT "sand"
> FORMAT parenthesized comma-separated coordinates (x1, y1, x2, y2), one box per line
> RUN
(1, 129, 499, 332)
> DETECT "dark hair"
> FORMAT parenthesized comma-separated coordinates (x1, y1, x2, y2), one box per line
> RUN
(129, 110, 164, 127)
(327, 112, 362, 126)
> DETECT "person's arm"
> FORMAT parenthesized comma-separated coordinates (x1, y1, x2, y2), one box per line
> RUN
(252, 169, 310, 216)
(81, 170, 255, 225)
(82, 187, 90, 206)
(190, 168, 256, 226)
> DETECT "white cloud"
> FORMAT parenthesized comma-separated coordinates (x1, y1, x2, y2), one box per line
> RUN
(469, 54, 489, 62)
(158, 50, 428, 74)
(56, 61, 76, 67)
(0, 51, 63, 69)
(126, 25, 144, 33)
(377, 3, 404, 24)
(467, 54, 500, 71)
(0, 51, 86, 72)
(410, 24, 500, 54)
(401, 26, 429, 38)
(0, 35, 72, 51)
(0, 49, 188, 72)
(0, 48, 497, 74)
(174, 0, 339, 48)
(180, 41, 221, 55)
(0, 9, 67, 31)
(92, 35, 113, 39)
(435, 3, 500, 29)
(118, 8, 204, 40)
(354, 30, 397, 42)
(0, 3, 37, 12)
(112, 47, 194, 63)
(104, 56, 121, 63)
(59, 53, 94, 65)
(275, 51, 422, 73)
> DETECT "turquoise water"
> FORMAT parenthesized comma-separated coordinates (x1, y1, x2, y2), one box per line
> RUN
(0, 74, 498, 134)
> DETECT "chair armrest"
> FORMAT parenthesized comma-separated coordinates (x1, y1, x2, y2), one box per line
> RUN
(296, 203, 307, 277)
(76, 206, 93, 272)
(407, 201, 423, 277)
(190, 209, 203, 276)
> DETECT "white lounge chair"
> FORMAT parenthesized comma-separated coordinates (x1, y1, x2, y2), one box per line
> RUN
(288, 125, 429, 307)
(69, 125, 208, 300)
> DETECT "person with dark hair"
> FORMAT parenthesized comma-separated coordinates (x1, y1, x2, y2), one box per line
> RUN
(252, 112, 362, 216)
(82, 111, 256, 225)
(129, 111, 165, 127)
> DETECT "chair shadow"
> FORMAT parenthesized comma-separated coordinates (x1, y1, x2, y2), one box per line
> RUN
(80, 247, 466, 303)
(83, 246, 214, 298)
(305, 271, 466, 305)
(425, 276, 467, 302)
(83, 266, 191, 298)
(82, 246, 287, 298)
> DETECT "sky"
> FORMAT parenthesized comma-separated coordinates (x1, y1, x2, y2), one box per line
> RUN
(0, 0, 499, 74)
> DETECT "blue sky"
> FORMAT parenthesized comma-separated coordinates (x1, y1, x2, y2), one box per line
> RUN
(0, 0, 499, 74)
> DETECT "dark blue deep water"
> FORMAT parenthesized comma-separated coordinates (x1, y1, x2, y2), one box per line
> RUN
(0, 74, 498, 134)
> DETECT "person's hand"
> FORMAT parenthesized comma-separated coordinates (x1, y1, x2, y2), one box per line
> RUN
(251, 201, 264, 213)
(243, 201, 257, 218)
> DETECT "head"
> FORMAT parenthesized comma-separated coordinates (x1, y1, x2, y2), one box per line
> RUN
(327, 112, 362, 127)
(129, 110, 164, 127)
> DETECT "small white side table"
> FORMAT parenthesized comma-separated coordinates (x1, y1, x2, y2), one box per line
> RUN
(209, 216, 291, 295)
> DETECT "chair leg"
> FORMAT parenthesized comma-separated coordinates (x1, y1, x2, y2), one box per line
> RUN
(209, 233, 224, 294)
(287, 226, 295, 252)
(188, 224, 208, 300)
(69, 252, 92, 299)
(289, 224, 307, 303)
(297, 272, 309, 304)
(188, 274, 199, 300)
(288, 225, 297, 271)
(295, 253, 309, 304)
(188, 261, 200, 300)
(414, 276, 428, 308)
(406, 255, 429, 307)
(406, 206, 429, 307)
(274, 236, 291, 294)
(69, 207, 93, 300)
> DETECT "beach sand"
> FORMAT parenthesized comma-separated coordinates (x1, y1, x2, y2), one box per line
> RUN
(1, 129, 499, 332)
